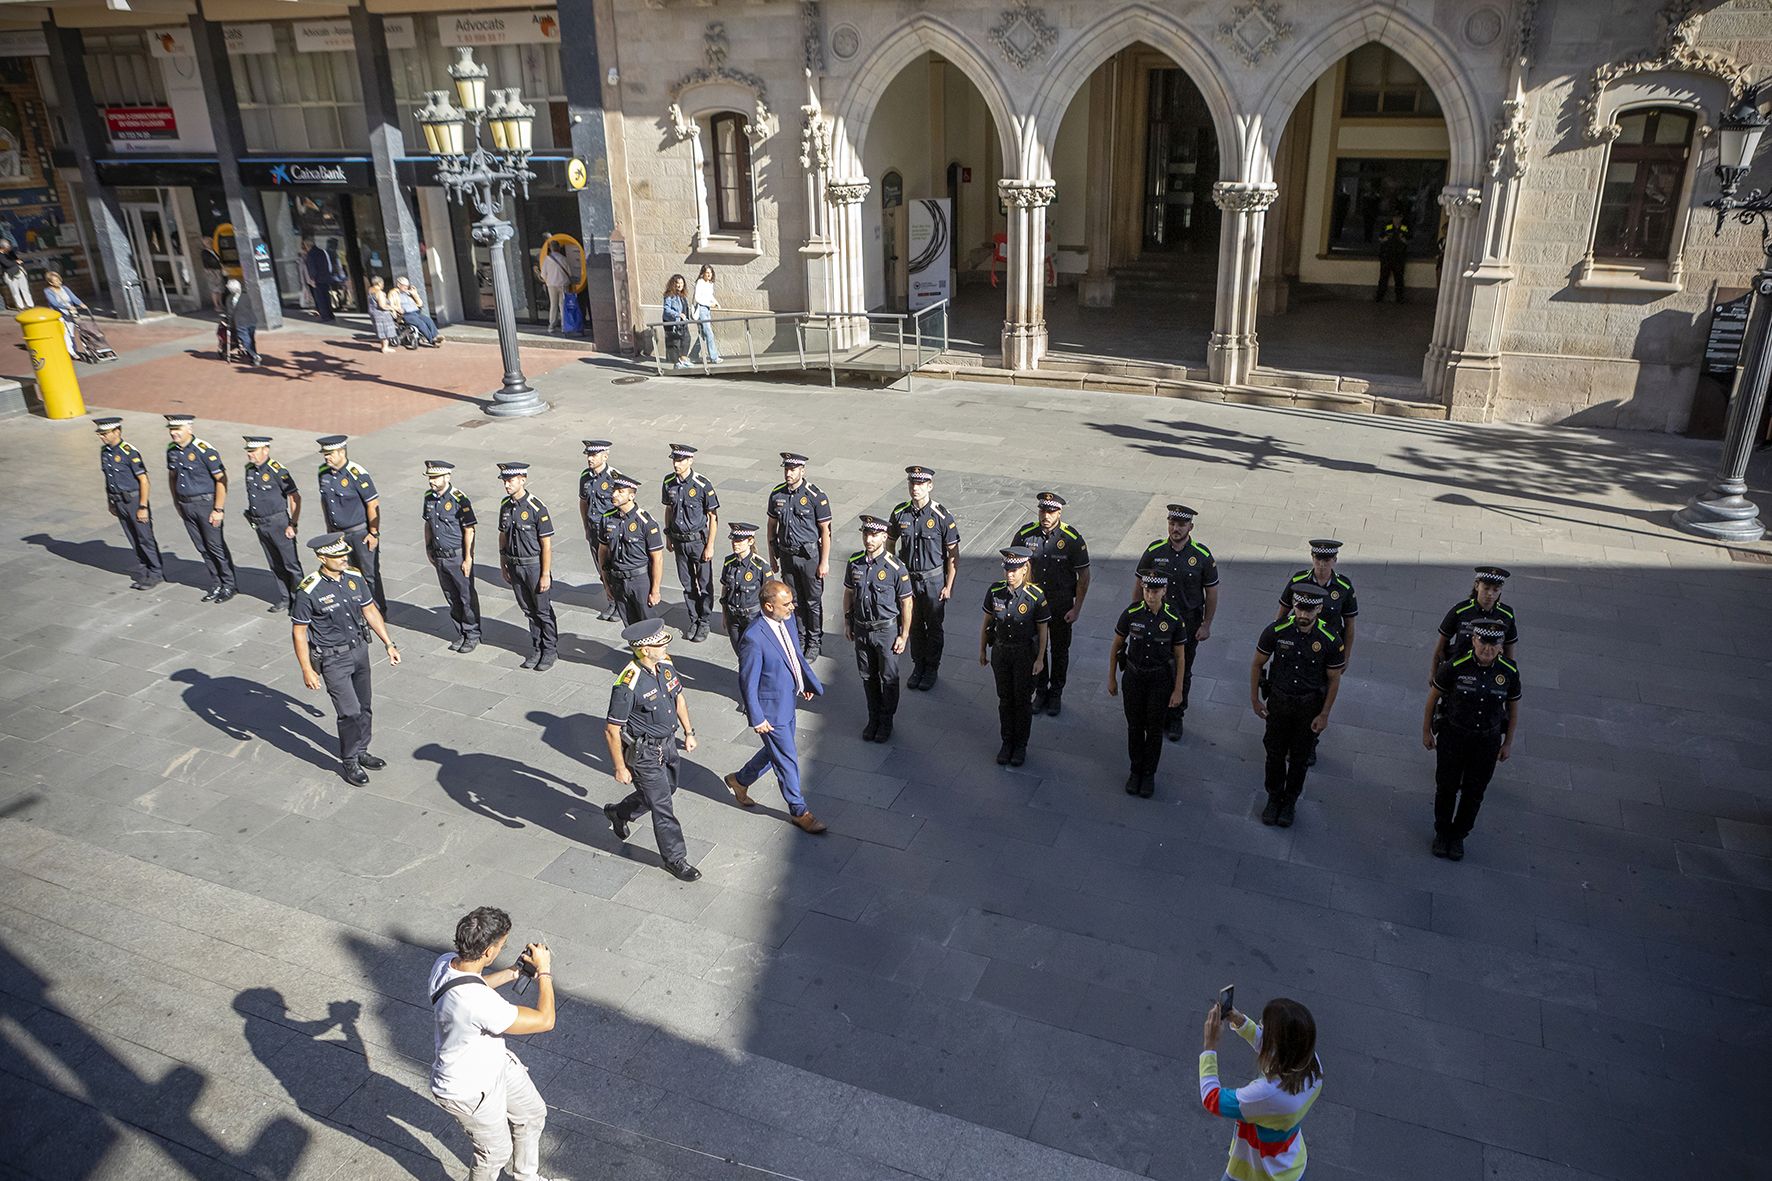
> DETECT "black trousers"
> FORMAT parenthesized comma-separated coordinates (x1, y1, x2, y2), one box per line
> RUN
(341, 527, 387, 614)
(432, 549, 481, 642)
(724, 607, 758, 657)
(1434, 727, 1503, 838)
(109, 495, 163, 580)
(1123, 665, 1173, 775)
(1376, 254, 1407, 301)
(991, 641, 1036, 751)
(314, 642, 373, 765)
(506, 561, 558, 656)
(250, 515, 303, 608)
(672, 533, 714, 626)
(614, 736, 687, 864)
(1165, 613, 1202, 728)
(312, 279, 335, 320)
(907, 570, 947, 673)
(777, 548, 824, 648)
(175, 494, 236, 591)
(853, 622, 901, 723)
(1263, 692, 1324, 800)
(607, 568, 657, 626)
(1035, 606, 1074, 695)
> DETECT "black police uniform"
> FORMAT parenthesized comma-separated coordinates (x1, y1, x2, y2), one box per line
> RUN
(721, 551, 771, 656)
(242, 458, 303, 610)
(499, 492, 558, 660)
(292, 567, 376, 768)
(424, 484, 481, 647)
(606, 659, 689, 865)
(1280, 568, 1357, 761)
(985, 578, 1051, 758)
(1015, 519, 1088, 703)
(167, 436, 237, 593)
(1438, 597, 1519, 662)
(1137, 536, 1217, 723)
(767, 479, 832, 652)
(1432, 652, 1521, 840)
(1116, 600, 1187, 786)
(579, 462, 618, 619)
(846, 548, 912, 735)
(317, 461, 387, 613)
(1376, 218, 1411, 302)
(889, 498, 959, 681)
(1256, 615, 1345, 805)
(600, 505, 665, 625)
(101, 440, 164, 584)
(663, 470, 721, 630)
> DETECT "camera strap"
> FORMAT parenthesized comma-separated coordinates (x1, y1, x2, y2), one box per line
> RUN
(430, 974, 490, 1006)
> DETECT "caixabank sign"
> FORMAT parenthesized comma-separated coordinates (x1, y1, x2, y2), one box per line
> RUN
(239, 159, 373, 188)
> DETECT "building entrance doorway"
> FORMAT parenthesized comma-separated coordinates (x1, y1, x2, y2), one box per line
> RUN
(121, 195, 194, 311)
(1141, 68, 1219, 254)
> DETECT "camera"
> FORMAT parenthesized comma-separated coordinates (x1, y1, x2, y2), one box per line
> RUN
(513, 940, 548, 995)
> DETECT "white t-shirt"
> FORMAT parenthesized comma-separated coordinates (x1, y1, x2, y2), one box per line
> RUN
(428, 952, 521, 1101)
(693, 278, 717, 310)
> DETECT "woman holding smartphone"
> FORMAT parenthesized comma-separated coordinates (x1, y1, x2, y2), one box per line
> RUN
(1200, 997, 1323, 1180)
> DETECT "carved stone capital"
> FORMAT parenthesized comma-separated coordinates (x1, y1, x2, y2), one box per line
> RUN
(799, 108, 830, 173)
(1438, 186, 1484, 217)
(825, 178, 871, 205)
(1211, 182, 1278, 213)
(998, 179, 1057, 209)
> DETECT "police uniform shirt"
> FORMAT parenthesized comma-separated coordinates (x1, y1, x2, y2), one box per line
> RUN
(318, 462, 379, 531)
(1434, 654, 1521, 735)
(607, 660, 683, 740)
(1438, 598, 1519, 659)
(888, 500, 960, 572)
(101, 441, 147, 499)
(1136, 539, 1218, 615)
(243, 459, 298, 521)
(499, 493, 554, 561)
(167, 437, 226, 498)
(424, 486, 476, 554)
(768, 481, 832, 551)
(721, 552, 771, 613)
(1257, 615, 1347, 698)
(983, 579, 1052, 643)
(1116, 601, 1188, 669)
(1280, 571, 1358, 632)
(846, 550, 912, 623)
(662, 472, 721, 536)
(580, 465, 615, 543)
(602, 506, 664, 571)
(291, 568, 372, 648)
(1014, 522, 1089, 606)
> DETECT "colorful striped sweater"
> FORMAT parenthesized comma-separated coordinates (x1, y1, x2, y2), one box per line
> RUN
(1199, 1019, 1323, 1181)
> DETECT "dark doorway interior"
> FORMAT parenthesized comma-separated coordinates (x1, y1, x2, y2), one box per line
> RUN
(1142, 68, 1219, 254)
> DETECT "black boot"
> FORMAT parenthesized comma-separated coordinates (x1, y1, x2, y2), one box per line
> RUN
(1125, 770, 1141, 795)
(874, 717, 893, 743)
(1046, 690, 1062, 718)
(1277, 797, 1298, 828)
(604, 803, 631, 841)
(341, 761, 369, 787)
(996, 742, 1013, 766)
(1261, 796, 1282, 826)
(862, 716, 879, 743)
(1138, 773, 1155, 799)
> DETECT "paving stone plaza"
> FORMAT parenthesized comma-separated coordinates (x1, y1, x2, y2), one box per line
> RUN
(3, 326, 1772, 1180)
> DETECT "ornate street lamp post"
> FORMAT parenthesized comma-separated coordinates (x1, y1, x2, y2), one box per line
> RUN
(1674, 83, 1771, 541)
(417, 48, 548, 418)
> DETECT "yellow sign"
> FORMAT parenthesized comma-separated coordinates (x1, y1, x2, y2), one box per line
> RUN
(566, 158, 588, 191)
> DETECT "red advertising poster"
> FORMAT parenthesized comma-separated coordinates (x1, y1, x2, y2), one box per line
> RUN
(104, 107, 178, 141)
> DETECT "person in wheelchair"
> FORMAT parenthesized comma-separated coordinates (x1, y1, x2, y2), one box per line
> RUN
(391, 276, 441, 347)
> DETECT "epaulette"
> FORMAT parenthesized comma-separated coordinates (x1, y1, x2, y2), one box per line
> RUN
(120, 442, 137, 454)
(1496, 604, 1515, 619)
(1014, 522, 1037, 537)
(1060, 524, 1081, 539)
(1453, 599, 1477, 614)
(317, 463, 331, 475)
(451, 488, 468, 501)
(1316, 620, 1337, 640)
(502, 496, 514, 505)
(892, 500, 912, 515)
(344, 565, 363, 577)
(346, 461, 368, 476)
(989, 579, 1008, 591)
(268, 459, 284, 471)
(615, 663, 639, 688)
(771, 481, 788, 493)
(848, 550, 865, 562)
(1028, 584, 1047, 599)
(1144, 539, 1167, 553)
(601, 506, 620, 517)
(1128, 602, 1146, 615)
(1189, 539, 1212, 556)
(296, 571, 321, 592)
(723, 553, 743, 567)
(1497, 657, 1518, 673)
(884, 554, 903, 569)
(1277, 615, 1299, 631)
(932, 502, 950, 518)
(1334, 574, 1353, 588)
(1162, 604, 1182, 621)
(580, 467, 592, 479)
(1451, 652, 1475, 666)
(1289, 571, 1312, 584)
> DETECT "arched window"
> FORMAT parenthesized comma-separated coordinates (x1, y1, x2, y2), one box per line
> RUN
(1593, 107, 1695, 261)
(708, 112, 754, 233)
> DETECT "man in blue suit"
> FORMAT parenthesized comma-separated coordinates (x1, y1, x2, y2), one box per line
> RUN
(725, 577, 828, 833)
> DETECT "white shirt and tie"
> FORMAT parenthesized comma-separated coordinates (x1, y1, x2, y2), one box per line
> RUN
(767, 615, 804, 695)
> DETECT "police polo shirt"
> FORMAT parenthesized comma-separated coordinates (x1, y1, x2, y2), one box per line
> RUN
(661, 471, 720, 537)
(292, 568, 372, 648)
(318, 462, 379, 532)
(499, 493, 553, 563)
(1257, 616, 1346, 698)
(101, 441, 147, 500)
(721, 552, 770, 615)
(845, 550, 911, 624)
(1280, 570, 1358, 633)
(424, 486, 476, 555)
(1136, 538, 1218, 616)
(768, 480, 832, 552)
(1434, 654, 1521, 736)
(167, 437, 226, 499)
(1014, 521, 1089, 607)
(607, 660, 683, 741)
(1116, 601, 1188, 670)
(243, 459, 298, 522)
(602, 506, 663, 572)
(984, 579, 1051, 645)
(580, 465, 615, 542)
(1439, 597, 1519, 661)
(888, 499, 960, 572)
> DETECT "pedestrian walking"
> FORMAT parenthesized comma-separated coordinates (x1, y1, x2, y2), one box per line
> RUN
(316, 436, 387, 614)
(1250, 585, 1345, 827)
(292, 531, 400, 785)
(690, 263, 722, 363)
(577, 439, 620, 621)
(726, 578, 828, 834)
(221, 279, 261, 366)
(603, 619, 703, 882)
(93, 416, 164, 589)
(981, 546, 1050, 767)
(598, 471, 665, 626)
(661, 273, 691, 367)
(240, 435, 303, 613)
(1277, 539, 1357, 768)
(1423, 621, 1520, 861)
(766, 452, 832, 658)
(888, 465, 959, 691)
(720, 522, 770, 656)
(304, 236, 341, 321)
(366, 276, 399, 353)
(423, 460, 481, 653)
(1134, 504, 1217, 740)
(844, 515, 913, 743)
(1430, 566, 1518, 675)
(497, 462, 558, 672)
(164, 413, 238, 602)
(1014, 492, 1089, 717)
(1, 238, 30, 308)
(1199, 998, 1323, 1181)
(660, 443, 720, 642)
(1108, 573, 1187, 797)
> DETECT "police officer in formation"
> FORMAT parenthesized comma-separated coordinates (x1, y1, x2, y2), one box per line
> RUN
(599, 472, 665, 625)
(94, 416, 164, 589)
(720, 521, 770, 656)
(422, 460, 481, 653)
(1431, 566, 1518, 675)
(578, 439, 620, 621)
(888, 465, 959, 691)
(845, 514, 913, 743)
(1251, 584, 1345, 827)
(165, 413, 238, 602)
(316, 436, 387, 614)
(661, 443, 720, 642)
(1278, 539, 1357, 766)
(1016, 492, 1089, 717)
(496, 462, 558, 672)
(603, 619, 703, 882)
(767, 452, 833, 658)
(1134, 504, 1217, 740)
(1422, 621, 1520, 861)
(292, 531, 400, 785)
(981, 546, 1050, 767)
(240, 435, 303, 613)
(1108, 573, 1187, 798)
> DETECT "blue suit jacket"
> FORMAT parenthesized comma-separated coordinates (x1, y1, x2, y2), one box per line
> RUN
(738, 617, 824, 728)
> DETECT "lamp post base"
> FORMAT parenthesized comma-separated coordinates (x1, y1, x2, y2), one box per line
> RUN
(483, 383, 550, 418)
(1672, 486, 1766, 542)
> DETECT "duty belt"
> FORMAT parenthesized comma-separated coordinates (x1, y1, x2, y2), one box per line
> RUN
(667, 527, 706, 542)
(505, 556, 540, 567)
(245, 510, 287, 525)
(175, 491, 214, 503)
(1125, 660, 1172, 673)
(339, 523, 369, 535)
(726, 605, 760, 620)
(309, 636, 364, 658)
(430, 547, 463, 559)
(610, 563, 646, 577)
(854, 618, 896, 631)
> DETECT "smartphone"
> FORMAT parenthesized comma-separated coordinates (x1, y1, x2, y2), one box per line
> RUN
(1217, 984, 1235, 1020)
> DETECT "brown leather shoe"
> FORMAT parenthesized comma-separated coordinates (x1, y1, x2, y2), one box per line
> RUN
(723, 772, 755, 808)
(790, 811, 827, 834)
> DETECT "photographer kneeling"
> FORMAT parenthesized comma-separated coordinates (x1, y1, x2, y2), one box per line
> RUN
(429, 906, 561, 1181)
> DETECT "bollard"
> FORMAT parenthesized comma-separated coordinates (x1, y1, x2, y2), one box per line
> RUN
(16, 307, 84, 419)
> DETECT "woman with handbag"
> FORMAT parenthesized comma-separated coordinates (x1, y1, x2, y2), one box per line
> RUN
(661, 274, 691, 368)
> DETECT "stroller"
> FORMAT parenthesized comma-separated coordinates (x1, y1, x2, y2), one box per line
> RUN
(65, 308, 119, 364)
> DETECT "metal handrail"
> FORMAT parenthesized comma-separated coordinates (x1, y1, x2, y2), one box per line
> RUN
(639, 299, 952, 384)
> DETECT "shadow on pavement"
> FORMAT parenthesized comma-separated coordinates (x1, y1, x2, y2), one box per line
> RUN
(168, 668, 336, 773)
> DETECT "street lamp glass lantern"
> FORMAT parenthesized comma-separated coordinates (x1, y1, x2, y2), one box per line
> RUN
(1717, 95, 1767, 177)
(485, 89, 511, 150)
(449, 47, 489, 116)
(508, 95, 536, 153)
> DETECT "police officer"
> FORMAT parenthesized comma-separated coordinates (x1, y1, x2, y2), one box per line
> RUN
(1431, 566, 1518, 676)
(94, 416, 164, 589)
(661, 443, 721, 642)
(1278, 539, 1358, 767)
(292, 532, 401, 785)
(845, 515, 913, 743)
(889, 465, 960, 691)
(165, 413, 238, 602)
(578, 439, 620, 621)
(1014, 492, 1090, 717)
(720, 522, 770, 656)
(241, 435, 304, 613)
(1108, 573, 1187, 798)
(422, 460, 481, 653)
(497, 462, 558, 671)
(1422, 621, 1520, 861)
(767, 452, 832, 658)
(599, 472, 665, 625)
(1376, 212, 1412, 303)
(980, 546, 1050, 767)
(1251, 585, 1345, 828)
(316, 435, 387, 614)
(1134, 504, 1218, 740)
(604, 619, 703, 883)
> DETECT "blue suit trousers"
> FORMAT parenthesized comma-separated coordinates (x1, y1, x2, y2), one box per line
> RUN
(736, 715, 805, 815)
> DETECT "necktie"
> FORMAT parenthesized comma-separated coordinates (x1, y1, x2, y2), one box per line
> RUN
(770, 618, 804, 695)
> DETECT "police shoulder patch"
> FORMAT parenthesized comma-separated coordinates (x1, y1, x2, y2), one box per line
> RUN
(1454, 600, 1476, 614)
(1497, 604, 1515, 619)
(848, 551, 865, 562)
(347, 462, 367, 476)
(771, 482, 788, 493)
(1335, 574, 1353, 588)
(1060, 524, 1080, 539)
(1497, 657, 1518, 673)
(296, 572, 321, 592)
(1127, 602, 1145, 615)
(1190, 539, 1212, 557)
(1144, 539, 1167, 553)
(1289, 571, 1311, 583)
(723, 553, 741, 567)
(616, 663, 639, 687)
(1451, 652, 1475, 666)
(892, 500, 912, 515)
(121, 442, 136, 454)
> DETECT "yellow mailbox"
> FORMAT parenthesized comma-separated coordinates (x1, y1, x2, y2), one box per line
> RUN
(16, 307, 84, 419)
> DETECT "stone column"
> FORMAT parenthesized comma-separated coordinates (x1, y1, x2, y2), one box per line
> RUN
(826, 177, 870, 350)
(800, 102, 839, 316)
(1078, 61, 1117, 308)
(1422, 185, 1486, 404)
(349, 8, 425, 302)
(1208, 182, 1277, 387)
(557, 0, 628, 353)
(1000, 179, 1056, 370)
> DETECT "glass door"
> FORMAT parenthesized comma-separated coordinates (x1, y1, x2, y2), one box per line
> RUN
(123, 199, 193, 310)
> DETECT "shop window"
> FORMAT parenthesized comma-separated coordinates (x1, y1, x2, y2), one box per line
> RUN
(1324, 156, 1448, 257)
(1592, 107, 1694, 261)
(1340, 45, 1441, 118)
(82, 31, 166, 108)
(708, 112, 754, 233)
(232, 24, 366, 151)
(392, 31, 567, 151)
